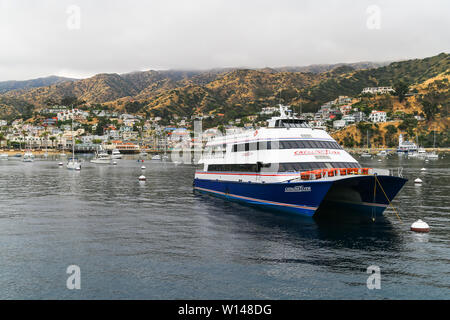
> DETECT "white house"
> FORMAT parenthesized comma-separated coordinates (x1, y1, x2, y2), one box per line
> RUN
(362, 87, 395, 95)
(369, 110, 387, 123)
(342, 115, 355, 124)
(333, 120, 346, 129)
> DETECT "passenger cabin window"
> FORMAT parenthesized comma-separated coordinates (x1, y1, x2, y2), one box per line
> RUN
(207, 162, 360, 172)
(230, 139, 340, 152)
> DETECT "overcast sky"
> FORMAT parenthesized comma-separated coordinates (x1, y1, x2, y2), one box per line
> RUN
(0, 0, 449, 81)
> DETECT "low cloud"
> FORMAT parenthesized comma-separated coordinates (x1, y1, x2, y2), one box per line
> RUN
(0, 0, 449, 80)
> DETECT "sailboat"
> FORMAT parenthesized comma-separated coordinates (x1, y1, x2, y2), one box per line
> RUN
(162, 133, 169, 161)
(67, 109, 81, 170)
(43, 133, 49, 158)
(361, 130, 372, 158)
(426, 130, 439, 160)
(23, 138, 34, 162)
(23, 150, 34, 162)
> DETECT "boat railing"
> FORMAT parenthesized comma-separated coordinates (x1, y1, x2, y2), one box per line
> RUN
(289, 167, 392, 182)
(389, 167, 404, 178)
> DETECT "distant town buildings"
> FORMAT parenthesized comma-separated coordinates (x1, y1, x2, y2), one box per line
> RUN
(361, 87, 395, 95)
(259, 107, 279, 115)
(57, 108, 88, 121)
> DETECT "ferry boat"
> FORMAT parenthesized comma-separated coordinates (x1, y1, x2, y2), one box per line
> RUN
(397, 134, 418, 153)
(193, 105, 407, 218)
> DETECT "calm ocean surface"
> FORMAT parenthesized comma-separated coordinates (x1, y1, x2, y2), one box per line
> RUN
(0, 154, 449, 299)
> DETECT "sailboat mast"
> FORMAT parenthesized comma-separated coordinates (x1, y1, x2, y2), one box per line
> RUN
(433, 130, 436, 149)
(72, 108, 75, 159)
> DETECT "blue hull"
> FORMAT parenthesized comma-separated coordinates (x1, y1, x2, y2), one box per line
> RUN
(193, 175, 407, 218)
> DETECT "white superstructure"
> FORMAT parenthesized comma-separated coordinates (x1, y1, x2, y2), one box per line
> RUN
(196, 105, 367, 184)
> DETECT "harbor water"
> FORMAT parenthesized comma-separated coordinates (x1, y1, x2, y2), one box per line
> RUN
(0, 155, 449, 299)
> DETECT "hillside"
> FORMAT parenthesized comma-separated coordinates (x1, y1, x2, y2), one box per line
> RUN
(298, 53, 449, 108)
(331, 72, 450, 148)
(276, 61, 390, 74)
(0, 53, 448, 121)
(0, 76, 75, 94)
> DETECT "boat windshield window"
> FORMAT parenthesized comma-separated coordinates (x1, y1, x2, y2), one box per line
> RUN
(278, 120, 309, 128)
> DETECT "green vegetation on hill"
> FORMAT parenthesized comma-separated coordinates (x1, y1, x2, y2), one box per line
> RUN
(0, 53, 448, 126)
(299, 53, 449, 108)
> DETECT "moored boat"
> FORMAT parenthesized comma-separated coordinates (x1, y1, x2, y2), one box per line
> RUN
(23, 151, 34, 162)
(193, 105, 407, 218)
(151, 154, 162, 161)
(66, 108, 81, 171)
(111, 148, 122, 159)
(90, 150, 111, 164)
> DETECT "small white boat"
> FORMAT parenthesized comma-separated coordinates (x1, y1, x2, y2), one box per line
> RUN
(377, 150, 387, 157)
(67, 158, 81, 170)
(426, 152, 439, 160)
(111, 149, 122, 159)
(66, 108, 81, 171)
(151, 154, 162, 161)
(360, 152, 372, 158)
(90, 152, 112, 164)
(139, 151, 148, 157)
(0, 153, 8, 160)
(23, 151, 34, 162)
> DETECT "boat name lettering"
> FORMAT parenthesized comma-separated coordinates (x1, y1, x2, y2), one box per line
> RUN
(294, 150, 340, 156)
(284, 185, 311, 193)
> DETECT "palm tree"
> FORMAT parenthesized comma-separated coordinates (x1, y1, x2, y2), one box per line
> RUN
(49, 136, 56, 149)
(58, 133, 63, 151)
(0, 132, 5, 149)
(41, 131, 50, 150)
(21, 130, 27, 150)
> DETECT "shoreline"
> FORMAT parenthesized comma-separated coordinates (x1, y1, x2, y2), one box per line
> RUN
(345, 147, 450, 154)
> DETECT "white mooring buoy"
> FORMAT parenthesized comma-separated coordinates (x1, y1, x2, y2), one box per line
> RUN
(141, 165, 146, 170)
(411, 219, 430, 233)
(414, 178, 423, 184)
(139, 175, 146, 181)
(112, 161, 117, 165)
(58, 162, 63, 166)
(421, 168, 426, 171)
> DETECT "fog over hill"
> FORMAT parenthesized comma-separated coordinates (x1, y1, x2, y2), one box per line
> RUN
(0, 53, 448, 121)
